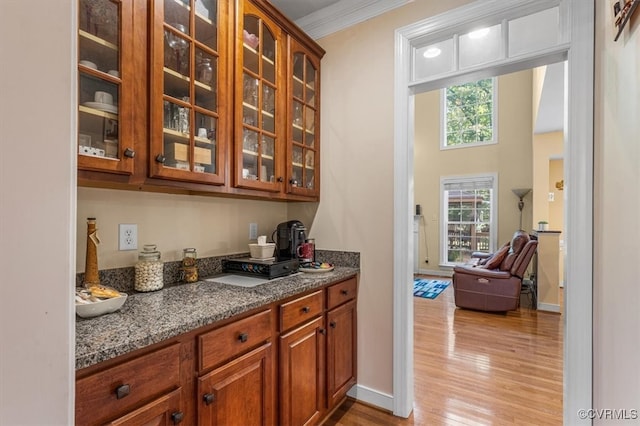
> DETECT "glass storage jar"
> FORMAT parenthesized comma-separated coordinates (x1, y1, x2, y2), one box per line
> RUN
(135, 244, 164, 292)
(182, 247, 198, 283)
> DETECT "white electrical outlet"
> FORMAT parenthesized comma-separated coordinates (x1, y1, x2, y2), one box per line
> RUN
(119, 224, 138, 251)
(249, 223, 258, 240)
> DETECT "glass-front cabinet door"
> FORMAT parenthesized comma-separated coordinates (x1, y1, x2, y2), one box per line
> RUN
(234, 1, 284, 191)
(150, 0, 226, 184)
(287, 40, 320, 197)
(78, 0, 134, 174)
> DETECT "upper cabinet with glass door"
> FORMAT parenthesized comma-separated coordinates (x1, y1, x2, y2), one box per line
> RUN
(287, 40, 320, 197)
(78, 0, 134, 174)
(235, 1, 284, 191)
(149, 0, 227, 185)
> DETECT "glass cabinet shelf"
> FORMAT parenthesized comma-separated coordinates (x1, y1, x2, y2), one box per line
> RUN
(79, 104, 118, 120)
(79, 29, 118, 51)
(242, 148, 273, 160)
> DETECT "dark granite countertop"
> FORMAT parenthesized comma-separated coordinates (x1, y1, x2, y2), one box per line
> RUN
(76, 267, 359, 370)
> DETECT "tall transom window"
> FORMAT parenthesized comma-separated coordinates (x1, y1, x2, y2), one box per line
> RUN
(441, 78, 497, 149)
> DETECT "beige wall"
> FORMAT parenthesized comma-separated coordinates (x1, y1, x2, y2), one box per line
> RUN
(532, 131, 563, 226)
(414, 70, 534, 270)
(594, 1, 640, 416)
(1, 0, 75, 422)
(315, 0, 474, 396)
(77, 188, 287, 271)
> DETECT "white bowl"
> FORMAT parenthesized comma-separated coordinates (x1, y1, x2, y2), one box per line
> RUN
(249, 243, 275, 259)
(79, 60, 97, 69)
(76, 293, 127, 318)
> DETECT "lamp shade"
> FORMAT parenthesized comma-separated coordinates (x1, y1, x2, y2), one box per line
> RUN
(512, 188, 531, 199)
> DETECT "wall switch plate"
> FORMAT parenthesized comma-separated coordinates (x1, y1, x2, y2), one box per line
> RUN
(249, 223, 258, 240)
(119, 224, 138, 251)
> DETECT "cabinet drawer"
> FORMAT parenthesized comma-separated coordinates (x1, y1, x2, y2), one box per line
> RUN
(76, 343, 181, 425)
(199, 309, 272, 372)
(279, 290, 323, 331)
(327, 277, 357, 310)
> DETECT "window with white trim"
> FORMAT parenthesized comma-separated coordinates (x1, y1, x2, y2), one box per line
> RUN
(441, 78, 497, 149)
(440, 174, 497, 266)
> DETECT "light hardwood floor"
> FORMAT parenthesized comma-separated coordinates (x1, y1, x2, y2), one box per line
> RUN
(325, 279, 563, 425)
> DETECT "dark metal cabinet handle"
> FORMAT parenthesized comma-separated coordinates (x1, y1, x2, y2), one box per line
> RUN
(330, 321, 337, 329)
(289, 179, 298, 185)
(277, 177, 284, 183)
(155, 154, 166, 163)
(123, 148, 135, 158)
(238, 333, 248, 343)
(319, 328, 326, 335)
(115, 384, 130, 399)
(302, 306, 310, 313)
(171, 411, 184, 424)
(203, 393, 215, 405)
(340, 289, 349, 295)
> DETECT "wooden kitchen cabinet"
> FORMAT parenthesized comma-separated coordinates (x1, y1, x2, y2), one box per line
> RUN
(326, 277, 358, 409)
(286, 38, 321, 197)
(76, 277, 356, 425)
(77, 0, 135, 175)
(197, 343, 275, 425)
(279, 291, 325, 426)
(77, 0, 324, 201)
(149, 0, 228, 185)
(75, 343, 183, 425)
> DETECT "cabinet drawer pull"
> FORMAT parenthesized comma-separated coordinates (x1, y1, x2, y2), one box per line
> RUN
(301, 306, 310, 313)
(123, 148, 135, 158)
(115, 384, 130, 399)
(238, 333, 249, 343)
(171, 411, 184, 424)
(319, 328, 326, 335)
(155, 154, 166, 163)
(340, 289, 349, 295)
(289, 178, 298, 185)
(277, 177, 284, 182)
(203, 393, 215, 405)
(330, 321, 337, 329)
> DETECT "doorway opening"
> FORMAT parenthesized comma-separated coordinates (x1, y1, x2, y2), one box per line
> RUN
(393, 1, 593, 422)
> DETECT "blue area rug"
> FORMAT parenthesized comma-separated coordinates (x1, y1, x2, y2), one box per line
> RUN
(413, 279, 450, 299)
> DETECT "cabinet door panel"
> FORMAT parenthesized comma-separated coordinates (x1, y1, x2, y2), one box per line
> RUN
(234, 1, 285, 191)
(326, 299, 357, 408)
(286, 39, 320, 197)
(78, 0, 134, 174)
(150, 0, 227, 184)
(279, 317, 325, 426)
(197, 343, 275, 426)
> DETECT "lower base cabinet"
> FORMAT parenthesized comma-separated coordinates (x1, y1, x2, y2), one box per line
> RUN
(327, 299, 357, 408)
(197, 343, 275, 426)
(76, 276, 357, 426)
(279, 316, 325, 426)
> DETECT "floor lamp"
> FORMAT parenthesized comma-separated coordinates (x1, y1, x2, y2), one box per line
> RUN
(512, 188, 531, 231)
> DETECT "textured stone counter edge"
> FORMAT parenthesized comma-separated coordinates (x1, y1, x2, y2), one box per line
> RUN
(76, 267, 358, 370)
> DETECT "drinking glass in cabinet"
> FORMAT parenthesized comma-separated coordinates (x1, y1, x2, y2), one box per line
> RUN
(263, 85, 274, 113)
(165, 25, 189, 75)
(243, 129, 258, 152)
(293, 102, 303, 126)
(243, 76, 258, 106)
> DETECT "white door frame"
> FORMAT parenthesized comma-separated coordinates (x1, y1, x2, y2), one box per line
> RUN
(393, 1, 593, 423)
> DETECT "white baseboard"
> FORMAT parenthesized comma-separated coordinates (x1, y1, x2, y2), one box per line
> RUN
(346, 384, 394, 412)
(416, 268, 453, 278)
(537, 302, 561, 313)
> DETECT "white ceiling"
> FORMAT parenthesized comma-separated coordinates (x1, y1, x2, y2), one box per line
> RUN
(269, 0, 342, 21)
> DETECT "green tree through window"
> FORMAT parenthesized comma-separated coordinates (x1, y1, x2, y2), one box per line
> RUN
(444, 78, 495, 147)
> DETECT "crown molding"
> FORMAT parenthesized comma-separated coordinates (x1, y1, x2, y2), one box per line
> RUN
(295, 0, 410, 40)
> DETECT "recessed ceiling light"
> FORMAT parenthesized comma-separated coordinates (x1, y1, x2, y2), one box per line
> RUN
(468, 27, 490, 39)
(423, 47, 441, 58)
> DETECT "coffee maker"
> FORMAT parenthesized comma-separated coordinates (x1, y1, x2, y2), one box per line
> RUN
(275, 220, 307, 261)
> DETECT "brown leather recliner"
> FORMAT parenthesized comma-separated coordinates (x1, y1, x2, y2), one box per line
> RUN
(452, 230, 537, 312)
